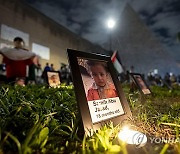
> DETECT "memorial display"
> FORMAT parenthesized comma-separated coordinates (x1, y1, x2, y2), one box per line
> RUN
(67, 49, 132, 133)
(130, 73, 151, 95)
(46, 71, 61, 88)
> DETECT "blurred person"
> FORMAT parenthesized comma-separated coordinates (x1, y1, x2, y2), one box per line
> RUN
(50, 63, 55, 71)
(59, 63, 68, 83)
(42, 63, 51, 81)
(44, 63, 51, 71)
(163, 72, 172, 89)
(27, 56, 40, 84)
(169, 73, 177, 86)
(65, 65, 72, 85)
(36, 64, 43, 84)
(147, 71, 157, 86)
(129, 65, 134, 73)
(28, 63, 37, 84)
(0, 63, 6, 84)
(0, 37, 36, 84)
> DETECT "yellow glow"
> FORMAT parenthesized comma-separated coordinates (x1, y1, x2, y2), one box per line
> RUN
(118, 126, 147, 147)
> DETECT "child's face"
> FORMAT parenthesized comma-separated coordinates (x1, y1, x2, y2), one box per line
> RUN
(90, 64, 108, 87)
(51, 75, 57, 83)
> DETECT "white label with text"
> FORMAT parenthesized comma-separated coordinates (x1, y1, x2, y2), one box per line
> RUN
(88, 97, 124, 123)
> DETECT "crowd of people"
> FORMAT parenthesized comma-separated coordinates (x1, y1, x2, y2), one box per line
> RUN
(0, 36, 179, 88)
(118, 69, 180, 89)
(146, 71, 180, 88)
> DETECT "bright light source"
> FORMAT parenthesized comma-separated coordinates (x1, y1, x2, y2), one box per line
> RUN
(107, 19, 116, 29)
(154, 69, 158, 74)
(118, 126, 147, 147)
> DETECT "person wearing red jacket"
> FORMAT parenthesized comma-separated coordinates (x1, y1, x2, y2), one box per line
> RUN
(0, 37, 36, 84)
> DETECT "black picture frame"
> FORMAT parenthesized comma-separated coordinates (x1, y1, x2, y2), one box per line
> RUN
(130, 73, 151, 95)
(67, 49, 132, 133)
(46, 71, 61, 88)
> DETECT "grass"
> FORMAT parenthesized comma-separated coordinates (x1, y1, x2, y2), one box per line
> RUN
(0, 84, 179, 153)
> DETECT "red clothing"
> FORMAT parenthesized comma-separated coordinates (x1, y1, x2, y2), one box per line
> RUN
(87, 82, 118, 101)
(3, 56, 33, 79)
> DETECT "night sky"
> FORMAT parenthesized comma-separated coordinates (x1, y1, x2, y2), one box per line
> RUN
(27, 0, 180, 61)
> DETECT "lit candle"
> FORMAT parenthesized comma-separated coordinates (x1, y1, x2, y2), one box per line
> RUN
(118, 126, 147, 147)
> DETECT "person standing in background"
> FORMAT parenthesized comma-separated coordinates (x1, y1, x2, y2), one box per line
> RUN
(44, 63, 51, 71)
(0, 37, 36, 84)
(36, 64, 43, 84)
(27, 56, 40, 84)
(50, 63, 55, 71)
(42, 63, 51, 82)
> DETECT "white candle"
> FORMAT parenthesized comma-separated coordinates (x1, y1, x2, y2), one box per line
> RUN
(118, 126, 147, 147)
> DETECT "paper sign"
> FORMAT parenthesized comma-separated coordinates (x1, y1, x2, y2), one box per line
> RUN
(88, 97, 124, 123)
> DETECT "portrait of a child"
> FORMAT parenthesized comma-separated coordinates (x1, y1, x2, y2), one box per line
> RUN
(86, 60, 118, 101)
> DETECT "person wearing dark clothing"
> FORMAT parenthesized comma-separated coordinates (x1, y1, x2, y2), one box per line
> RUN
(42, 63, 51, 82)
(44, 63, 51, 71)
(28, 63, 38, 84)
(50, 63, 55, 71)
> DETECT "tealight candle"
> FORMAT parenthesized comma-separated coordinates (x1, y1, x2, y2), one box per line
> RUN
(118, 126, 147, 147)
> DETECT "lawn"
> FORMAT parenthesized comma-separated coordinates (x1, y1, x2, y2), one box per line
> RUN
(0, 84, 179, 153)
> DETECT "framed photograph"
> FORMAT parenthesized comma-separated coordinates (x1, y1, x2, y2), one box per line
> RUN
(67, 49, 132, 133)
(46, 71, 61, 88)
(130, 73, 151, 95)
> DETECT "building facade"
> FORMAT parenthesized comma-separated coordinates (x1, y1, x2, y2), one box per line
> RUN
(111, 4, 179, 75)
(0, 0, 105, 70)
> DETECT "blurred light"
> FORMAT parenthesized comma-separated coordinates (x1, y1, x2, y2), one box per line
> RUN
(154, 69, 158, 74)
(118, 126, 147, 147)
(107, 18, 116, 29)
